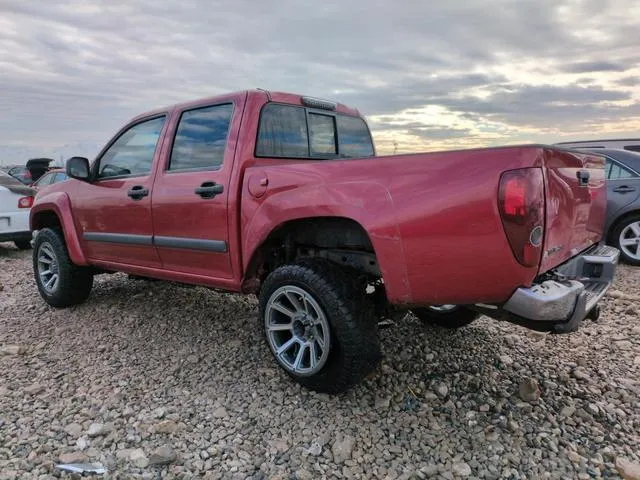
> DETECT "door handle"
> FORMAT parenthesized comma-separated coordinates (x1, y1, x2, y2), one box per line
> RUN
(613, 185, 636, 193)
(195, 181, 224, 199)
(127, 185, 149, 200)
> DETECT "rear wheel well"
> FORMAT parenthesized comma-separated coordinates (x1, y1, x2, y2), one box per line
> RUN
(242, 217, 381, 293)
(31, 211, 62, 232)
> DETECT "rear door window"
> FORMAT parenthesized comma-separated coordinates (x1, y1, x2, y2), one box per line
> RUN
(169, 103, 234, 171)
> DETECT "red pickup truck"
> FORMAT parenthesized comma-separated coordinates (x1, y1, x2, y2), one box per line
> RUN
(30, 90, 619, 392)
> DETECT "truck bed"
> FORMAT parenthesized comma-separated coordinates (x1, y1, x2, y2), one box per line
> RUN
(243, 145, 606, 306)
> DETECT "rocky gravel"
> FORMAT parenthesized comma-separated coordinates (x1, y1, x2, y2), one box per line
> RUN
(0, 243, 639, 479)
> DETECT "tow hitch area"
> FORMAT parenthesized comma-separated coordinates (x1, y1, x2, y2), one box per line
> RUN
(477, 244, 619, 333)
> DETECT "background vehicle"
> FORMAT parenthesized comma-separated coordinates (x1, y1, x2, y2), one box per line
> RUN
(29, 90, 618, 392)
(556, 138, 640, 152)
(7, 158, 54, 185)
(7, 166, 33, 185)
(31, 168, 68, 191)
(0, 171, 34, 249)
(581, 148, 640, 265)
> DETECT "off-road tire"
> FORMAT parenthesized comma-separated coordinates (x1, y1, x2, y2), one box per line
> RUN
(413, 306, 479, 329)
(33, 228, 93, 308)
(259, 260, 381, 393)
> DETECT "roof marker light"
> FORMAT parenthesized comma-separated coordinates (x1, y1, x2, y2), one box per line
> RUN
(301, 96, 337, 111)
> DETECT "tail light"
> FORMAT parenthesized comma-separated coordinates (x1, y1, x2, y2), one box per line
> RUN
(18, 196, 34, 208)
(498, 168, 545, 268)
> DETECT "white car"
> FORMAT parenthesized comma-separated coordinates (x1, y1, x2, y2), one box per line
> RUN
(0, 170, 34, 249)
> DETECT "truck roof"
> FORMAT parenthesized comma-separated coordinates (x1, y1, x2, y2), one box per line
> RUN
(131, 89, 362, 123)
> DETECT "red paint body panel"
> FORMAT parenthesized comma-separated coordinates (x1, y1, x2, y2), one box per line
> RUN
(539, 149, 607, 273)
(72, 176, 161, 267)
(150, 92, 247, 279)
(30, 89, 608, 307)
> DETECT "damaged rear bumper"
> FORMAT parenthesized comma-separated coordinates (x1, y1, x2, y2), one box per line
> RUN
(481, 244, 619, 333)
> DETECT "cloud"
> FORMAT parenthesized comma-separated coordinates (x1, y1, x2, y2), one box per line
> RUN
(0, 0, 640, 161)
(561, 61, 629, 73)
(617, 75, 639, 86)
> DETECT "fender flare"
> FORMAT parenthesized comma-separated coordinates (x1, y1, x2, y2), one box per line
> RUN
(30, 192, 88, 266)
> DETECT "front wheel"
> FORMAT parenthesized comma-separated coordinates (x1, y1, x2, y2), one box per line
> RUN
(413, 305, 479, 329)
(612, 215, 640, 266)
(33, 228, 94, 308)
(259, 260, 380, 393)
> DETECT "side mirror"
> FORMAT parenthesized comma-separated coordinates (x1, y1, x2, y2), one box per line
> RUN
(66, 157, 90, 181)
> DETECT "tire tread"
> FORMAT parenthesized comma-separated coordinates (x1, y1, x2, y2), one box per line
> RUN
(259, 259, 380, 393)
(33, 228, 93, 308)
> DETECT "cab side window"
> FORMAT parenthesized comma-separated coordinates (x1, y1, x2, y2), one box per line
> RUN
(97, 116, 166, 179)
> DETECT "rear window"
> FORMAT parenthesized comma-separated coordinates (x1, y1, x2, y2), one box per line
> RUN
(308, 113, 337, 155)
(256, 104, 308, 158)
(256, 103, 374, 159)
(337, 115, 375, 157)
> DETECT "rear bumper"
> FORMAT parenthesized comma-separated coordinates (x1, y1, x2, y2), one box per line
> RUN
(488, 244, 619, 333)
(0, 210, 31, 241)
(0, 230, 32, 243)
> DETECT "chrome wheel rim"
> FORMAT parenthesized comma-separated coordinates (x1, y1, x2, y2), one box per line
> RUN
(37, 242, 59, 293)
(264, 286, 331, 377)
(429, 304, 458, 313)
(620, 221, 640, 261)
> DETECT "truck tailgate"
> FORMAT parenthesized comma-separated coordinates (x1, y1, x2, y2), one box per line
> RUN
(539, 148, 607, 273)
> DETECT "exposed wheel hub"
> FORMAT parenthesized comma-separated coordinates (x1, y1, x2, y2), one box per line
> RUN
(292, 314, 315, 341)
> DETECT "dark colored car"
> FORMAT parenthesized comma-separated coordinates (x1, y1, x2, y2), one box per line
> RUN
(584, 148, 640, 265)
(7, 158, 54, 185)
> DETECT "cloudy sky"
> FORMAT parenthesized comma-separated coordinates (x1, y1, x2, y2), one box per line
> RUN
(1, 0, 639, 163)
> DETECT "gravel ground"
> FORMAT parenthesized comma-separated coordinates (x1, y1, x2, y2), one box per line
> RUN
(0, 243, 639, 480)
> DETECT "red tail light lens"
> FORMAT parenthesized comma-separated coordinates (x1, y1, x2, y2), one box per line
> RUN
(498, 168, 545, 268)
(18, 196, 34, 208)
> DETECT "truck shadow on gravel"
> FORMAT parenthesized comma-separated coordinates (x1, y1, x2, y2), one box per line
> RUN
(82, 274, 509, 396)
(0, 242, 25, 258)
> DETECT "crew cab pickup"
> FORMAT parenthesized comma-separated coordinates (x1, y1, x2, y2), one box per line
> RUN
(30, 90, 619, 392)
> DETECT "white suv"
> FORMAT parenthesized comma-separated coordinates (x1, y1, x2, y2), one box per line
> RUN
(0, 171, 34, 249)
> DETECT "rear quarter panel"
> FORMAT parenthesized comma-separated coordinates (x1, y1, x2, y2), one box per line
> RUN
(242, 146, 549, 306)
